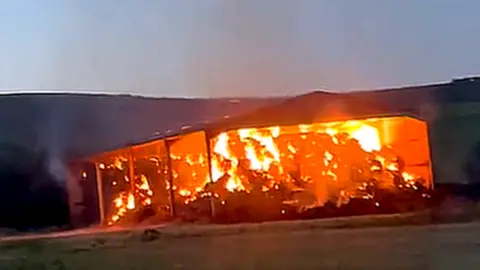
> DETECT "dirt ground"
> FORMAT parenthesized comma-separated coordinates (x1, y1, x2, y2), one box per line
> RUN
(1, 220, 480, 270)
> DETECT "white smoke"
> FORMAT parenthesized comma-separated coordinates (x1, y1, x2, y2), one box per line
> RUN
(35, 97, 73, 184)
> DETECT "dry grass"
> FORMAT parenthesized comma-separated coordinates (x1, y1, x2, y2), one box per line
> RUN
(2, 210, 480, 270)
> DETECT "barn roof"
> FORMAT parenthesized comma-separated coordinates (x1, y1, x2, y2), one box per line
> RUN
(81, 78, 480, 160)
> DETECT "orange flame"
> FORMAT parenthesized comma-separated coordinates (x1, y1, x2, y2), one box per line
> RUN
(207, 119, 427, 207)
(104, 117, 429, 225)
(107, 173, 155, 225)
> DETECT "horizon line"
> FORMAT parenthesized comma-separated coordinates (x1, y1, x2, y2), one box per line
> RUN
(0, 89, 293, 99)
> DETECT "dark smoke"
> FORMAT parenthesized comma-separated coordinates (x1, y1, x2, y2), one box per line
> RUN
(185, 1, 311, 97)
(0, 97, 73, 231)
(182, 1, 372, 97)
(49, 1, 367, 98)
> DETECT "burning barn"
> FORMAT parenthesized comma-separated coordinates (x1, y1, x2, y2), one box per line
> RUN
(68, 79, 480, 228)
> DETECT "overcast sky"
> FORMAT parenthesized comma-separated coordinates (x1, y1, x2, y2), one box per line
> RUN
(0, 0, 479, 97)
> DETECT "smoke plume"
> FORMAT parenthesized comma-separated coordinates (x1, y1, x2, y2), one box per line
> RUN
(185, 1, 317, 97)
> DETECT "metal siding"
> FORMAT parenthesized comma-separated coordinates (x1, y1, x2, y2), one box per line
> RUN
(429, 103, 480, 184)
(67, 162, 101, 227)
(66, 163, 83, 226)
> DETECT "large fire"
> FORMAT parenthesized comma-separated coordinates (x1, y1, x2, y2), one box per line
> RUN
(98, 117, 431, 225)
(206, 119, 428, 210)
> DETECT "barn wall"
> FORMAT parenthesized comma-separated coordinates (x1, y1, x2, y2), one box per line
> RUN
(428, 102, 480, 185)
(66, 161, 100, 227)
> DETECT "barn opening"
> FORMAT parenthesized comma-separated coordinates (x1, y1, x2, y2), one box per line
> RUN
(95, 141, 172, 226)
(87, 115, 433, 226)
(181, 116, 433, 223)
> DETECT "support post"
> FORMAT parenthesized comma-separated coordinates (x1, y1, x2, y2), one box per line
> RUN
(204, 132, 216, 219)
(128, 147, 136, 193)
(95, 162, 106, 225)
(164, 140, 177, 217)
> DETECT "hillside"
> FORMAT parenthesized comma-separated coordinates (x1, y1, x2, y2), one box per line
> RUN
(0, 93, 283, 159)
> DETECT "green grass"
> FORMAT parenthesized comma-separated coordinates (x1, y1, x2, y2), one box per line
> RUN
(2, 212, 480, 270)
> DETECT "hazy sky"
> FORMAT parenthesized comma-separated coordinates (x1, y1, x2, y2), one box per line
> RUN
(1, 0, 479, 97)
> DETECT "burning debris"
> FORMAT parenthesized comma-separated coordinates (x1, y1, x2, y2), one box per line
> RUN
(107, 175, 154, 225)
(93, 117, 432, 226)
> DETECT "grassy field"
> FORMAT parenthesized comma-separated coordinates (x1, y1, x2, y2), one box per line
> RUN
(1, 214, 480, 270)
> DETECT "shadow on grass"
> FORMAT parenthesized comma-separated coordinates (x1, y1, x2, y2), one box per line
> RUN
(2, 258, 67, 270)
(0, 239, 46, 254)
